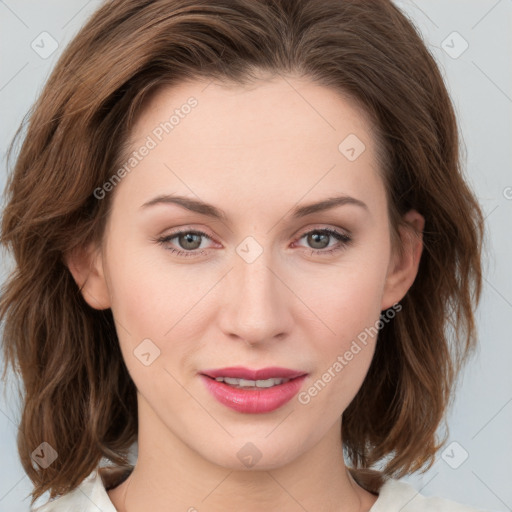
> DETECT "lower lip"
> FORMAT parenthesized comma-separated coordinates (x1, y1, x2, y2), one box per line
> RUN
(200, 375, 307, 414)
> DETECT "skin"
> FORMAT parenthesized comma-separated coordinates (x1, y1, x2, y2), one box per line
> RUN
(66, 75, 424, 512)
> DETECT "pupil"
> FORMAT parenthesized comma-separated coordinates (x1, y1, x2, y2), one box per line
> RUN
(180, 233, 201, 250)
(309, 232, 328, 249)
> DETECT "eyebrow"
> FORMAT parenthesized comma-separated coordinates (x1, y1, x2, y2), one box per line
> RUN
(140, 194, 368, 220)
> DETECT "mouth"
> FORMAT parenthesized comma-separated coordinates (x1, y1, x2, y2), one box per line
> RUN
(200, 366, 308, 387)
(201, 375, 301, 390)
(199, 368, 309, 414)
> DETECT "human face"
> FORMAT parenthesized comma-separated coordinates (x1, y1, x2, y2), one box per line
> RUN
(95, 75, 402, 470)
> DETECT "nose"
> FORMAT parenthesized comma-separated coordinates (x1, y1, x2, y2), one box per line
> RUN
(216, 247, 294, 346)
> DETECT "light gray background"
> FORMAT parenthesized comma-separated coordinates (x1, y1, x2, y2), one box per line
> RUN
(0, 1, 511, 510)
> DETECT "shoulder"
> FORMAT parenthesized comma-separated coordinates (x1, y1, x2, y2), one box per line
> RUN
(371, 478, 488, 512)
(31, 466, 132, 512)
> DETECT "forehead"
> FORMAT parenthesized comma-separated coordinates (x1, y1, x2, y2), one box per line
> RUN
(134, 75, 377, 151)
(115, 76, 385, 218)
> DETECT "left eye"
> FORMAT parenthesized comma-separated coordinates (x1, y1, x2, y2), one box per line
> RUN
(294, 228, 352, 255)
(155, 227, 352, 258)
(156, 230, 212, 257)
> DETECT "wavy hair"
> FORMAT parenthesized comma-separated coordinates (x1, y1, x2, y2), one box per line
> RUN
(0, 0, 484, 504)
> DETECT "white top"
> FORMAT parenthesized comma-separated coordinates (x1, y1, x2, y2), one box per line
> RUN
(31, 467, 486, 512)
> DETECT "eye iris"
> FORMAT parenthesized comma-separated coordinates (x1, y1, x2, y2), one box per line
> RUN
(179, 232, 202, 250)
(308, 232, 329, 249)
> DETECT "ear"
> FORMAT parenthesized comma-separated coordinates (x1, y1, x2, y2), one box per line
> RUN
(381, 209, 425, 311)
(63, 242, 111, 310)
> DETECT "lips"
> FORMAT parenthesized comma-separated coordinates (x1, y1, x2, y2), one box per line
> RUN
(200, 366, 307, 381)
(199, 366, 309, 413)
(200, 372, 308, 413)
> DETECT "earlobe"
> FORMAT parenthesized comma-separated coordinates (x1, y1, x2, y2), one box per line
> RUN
(381, 209, 425, 311)
(64, 242, 111, 310)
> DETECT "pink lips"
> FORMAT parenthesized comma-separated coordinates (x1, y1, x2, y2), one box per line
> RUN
(199, 366, 308, 414)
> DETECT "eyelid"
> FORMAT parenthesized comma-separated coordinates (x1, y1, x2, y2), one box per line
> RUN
(293, 223, 352, 240)
(158, 226, 217, 245)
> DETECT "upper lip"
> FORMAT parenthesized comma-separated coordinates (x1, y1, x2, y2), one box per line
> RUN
(200, 366, 308, 380)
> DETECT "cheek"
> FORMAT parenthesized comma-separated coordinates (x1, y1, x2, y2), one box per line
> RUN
(315, 269, 383, 365)
(104, 239, 211, 376)
(107, 259, 170, 335)
(104, 254, 194, 403)
(300, 241, 390, 343)
(293, 244, 390, 409)
(297, 277, 381, 417)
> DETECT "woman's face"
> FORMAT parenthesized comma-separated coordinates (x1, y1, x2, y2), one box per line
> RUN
(76, 76, 422, 470)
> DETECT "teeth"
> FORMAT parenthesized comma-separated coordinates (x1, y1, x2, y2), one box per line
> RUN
(214, 377, 290, 388)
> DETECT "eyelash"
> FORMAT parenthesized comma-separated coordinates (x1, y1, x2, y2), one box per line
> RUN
(155, 227, 352, 258)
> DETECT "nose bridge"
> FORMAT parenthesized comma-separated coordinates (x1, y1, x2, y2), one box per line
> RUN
(219, 239, 290, 342)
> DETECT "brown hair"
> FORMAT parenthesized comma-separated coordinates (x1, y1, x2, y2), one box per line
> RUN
(0, 0, 484, 505)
